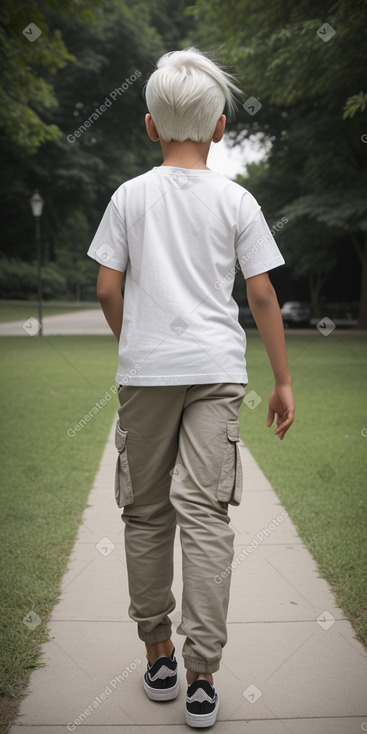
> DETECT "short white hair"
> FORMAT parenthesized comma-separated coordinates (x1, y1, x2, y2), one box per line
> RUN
(145, 47, 242, 143)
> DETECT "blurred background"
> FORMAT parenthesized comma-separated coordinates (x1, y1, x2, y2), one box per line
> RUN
(0, 0, 366, 326)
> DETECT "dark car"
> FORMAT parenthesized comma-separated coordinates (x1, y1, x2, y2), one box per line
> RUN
(238, 306, 256, 328)
(280, 301, 312, 327)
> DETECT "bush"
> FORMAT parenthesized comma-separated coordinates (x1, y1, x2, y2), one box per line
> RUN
(326, 301, 359, 319)
(0, 257, 66, 300)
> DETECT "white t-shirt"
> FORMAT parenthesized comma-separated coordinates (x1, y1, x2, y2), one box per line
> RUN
(87, 166, 285, 386)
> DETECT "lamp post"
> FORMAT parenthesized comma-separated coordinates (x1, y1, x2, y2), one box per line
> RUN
(29, 190, 44, 336)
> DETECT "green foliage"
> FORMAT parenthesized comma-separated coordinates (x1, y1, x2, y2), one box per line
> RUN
(343, 92, 367, 119)
(190, 0, 367, 321)
(0, 257, 66, 299)
(0, 0, 91, 152)
(281, 188, 367, 233)
(0, 0, 194, 300)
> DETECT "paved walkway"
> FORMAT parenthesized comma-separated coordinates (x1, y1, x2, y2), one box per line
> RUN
(0, 310, 110, 336)
(0, 310, 363, 338)
(9, 420, 367, 733)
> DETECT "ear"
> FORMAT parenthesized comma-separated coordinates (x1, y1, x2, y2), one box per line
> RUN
(145, 113, 160, 142)
(212, 114, 226, 143)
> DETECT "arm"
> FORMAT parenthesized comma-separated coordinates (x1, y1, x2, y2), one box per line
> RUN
(96, 265, 124, 341)
(246, 272, 295, 440)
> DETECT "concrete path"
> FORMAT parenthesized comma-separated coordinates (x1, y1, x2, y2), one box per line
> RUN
(0, 309, 110, 336)
(9, 422, 367, 734)
(0, 310, 363, 338)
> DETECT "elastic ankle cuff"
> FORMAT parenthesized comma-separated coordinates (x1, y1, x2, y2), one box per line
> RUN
(183, 653, 220, 674)
(137, 624, 172, 644)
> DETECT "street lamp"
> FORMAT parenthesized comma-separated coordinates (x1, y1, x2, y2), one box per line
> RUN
(29, 190, 44, 336)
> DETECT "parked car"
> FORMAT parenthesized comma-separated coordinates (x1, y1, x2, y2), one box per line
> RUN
(280, 301, 312, 327)
(238, 306, 256, 328)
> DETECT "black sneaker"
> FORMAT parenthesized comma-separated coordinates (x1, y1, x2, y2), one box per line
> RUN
(143, 647, 179, 701)
(185, 679, 219, 728)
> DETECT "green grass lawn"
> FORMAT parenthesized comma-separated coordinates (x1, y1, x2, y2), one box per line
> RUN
(240, 331, 367, 645)
(0, 331, 366, 719)
(0, 302, 97, 323)
(0, 335, 118, 704)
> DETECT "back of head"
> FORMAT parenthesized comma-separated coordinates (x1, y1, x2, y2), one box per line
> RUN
(145, 47, 241, 143)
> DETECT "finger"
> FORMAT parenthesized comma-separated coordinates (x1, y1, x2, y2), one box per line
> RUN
(266, 407, 275, 427)
(275, 415, 291, 432)
(275, 423, 287, 440)
(275, 412, 294, 438)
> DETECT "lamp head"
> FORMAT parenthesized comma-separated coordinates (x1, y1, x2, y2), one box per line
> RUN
(30, 190, 44, 218)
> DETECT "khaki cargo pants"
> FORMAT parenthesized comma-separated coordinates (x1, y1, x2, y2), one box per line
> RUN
(115, 382, 245, 674)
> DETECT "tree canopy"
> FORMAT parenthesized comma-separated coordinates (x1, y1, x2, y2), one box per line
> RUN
(1, 0, 366, 325)
(190, 0, 367, 324)
(0, 0, 194, 300)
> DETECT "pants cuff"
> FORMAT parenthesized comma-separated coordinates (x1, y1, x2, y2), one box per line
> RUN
(137, 623, 172, 645)
(183, 653, 220, 674)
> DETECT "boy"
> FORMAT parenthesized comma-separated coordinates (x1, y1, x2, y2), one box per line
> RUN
(88, 47, 294, 728)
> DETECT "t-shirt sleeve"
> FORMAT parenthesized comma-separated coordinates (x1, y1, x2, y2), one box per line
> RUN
(235, 194, 285, 279)
(87, 193, 128, 272)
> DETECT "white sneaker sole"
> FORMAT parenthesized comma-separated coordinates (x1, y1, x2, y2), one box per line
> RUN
(143, 676, 179, 701)
(185, 695, 219, 728)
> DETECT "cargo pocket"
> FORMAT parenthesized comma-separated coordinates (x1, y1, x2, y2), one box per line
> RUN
(114, 420, 134, 508)
(217, 418, 243, 507)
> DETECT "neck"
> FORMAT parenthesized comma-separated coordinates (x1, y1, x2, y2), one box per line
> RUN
(159, 139, 211, 169)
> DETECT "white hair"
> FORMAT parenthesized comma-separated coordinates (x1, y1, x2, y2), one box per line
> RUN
(145, 47, 242, 143)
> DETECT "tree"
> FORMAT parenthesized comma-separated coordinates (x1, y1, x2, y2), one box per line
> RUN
(236, 161, 338, 313)
(0, 0, 102, 152)
(190, 0, 367, 325)
(0, 0, 194, 298)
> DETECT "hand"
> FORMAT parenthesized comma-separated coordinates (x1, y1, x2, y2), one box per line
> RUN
(266, 385, 295, 440)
